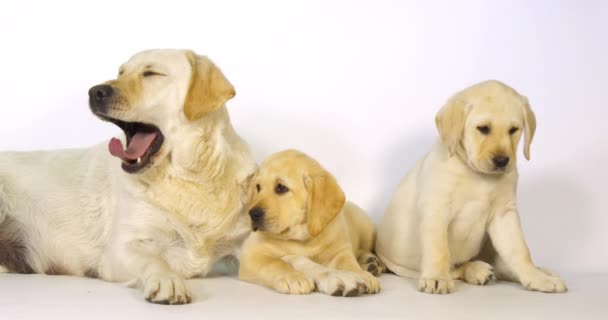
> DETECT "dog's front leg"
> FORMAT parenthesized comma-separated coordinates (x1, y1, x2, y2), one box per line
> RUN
(419, 209, 454, 294)
(239, 253, 315, 295)
(488, 209, 567, 293)
(125, 240, 192, 304)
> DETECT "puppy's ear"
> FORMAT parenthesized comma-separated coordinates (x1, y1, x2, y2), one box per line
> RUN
(246, 172, 258, 205)
(521, 96, 537, 160)
(304, 170, 346, 237)
(183, 51, 236, 121)
(435, 98, 468, 156)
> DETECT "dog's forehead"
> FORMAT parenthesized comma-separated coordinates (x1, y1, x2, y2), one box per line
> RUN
(466, 86, 524, 124)
(123, 49, 190, 70)
(259, 152, 314, 184)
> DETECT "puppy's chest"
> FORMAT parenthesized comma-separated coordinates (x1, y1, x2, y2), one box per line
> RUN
(447, 190, 494, 263)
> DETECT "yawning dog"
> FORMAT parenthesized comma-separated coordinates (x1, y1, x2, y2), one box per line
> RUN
(0, 49, 256, 304)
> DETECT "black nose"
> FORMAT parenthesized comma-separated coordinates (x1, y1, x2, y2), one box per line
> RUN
(249, 207, 265, 222)
(493, 156, 510, 168)
(88, 84, 114, 104)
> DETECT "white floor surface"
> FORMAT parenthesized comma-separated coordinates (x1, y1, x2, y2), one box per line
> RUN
(1, 273, 605, 320)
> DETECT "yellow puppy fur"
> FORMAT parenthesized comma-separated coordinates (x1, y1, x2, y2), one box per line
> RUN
(239, 150, 384, 297)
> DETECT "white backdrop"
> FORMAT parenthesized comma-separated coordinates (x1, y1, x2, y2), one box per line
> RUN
(0, 0, 605, 274)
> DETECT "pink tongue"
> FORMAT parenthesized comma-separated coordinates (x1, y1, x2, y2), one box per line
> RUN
(108, 132, 158, 161)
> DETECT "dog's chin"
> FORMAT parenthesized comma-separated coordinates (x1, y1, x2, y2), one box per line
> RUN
(469, 160, 514, 176)
(255, 224, 309, 241)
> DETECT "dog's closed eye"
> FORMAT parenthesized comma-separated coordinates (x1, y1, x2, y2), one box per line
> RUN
(509, 127, 519, 135)
(142, 70, 165, 77)
(275, 183, 289, 195)
(477, 125, 490, 135)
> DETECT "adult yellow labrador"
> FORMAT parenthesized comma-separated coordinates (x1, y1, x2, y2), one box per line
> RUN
(0, 49, 256, 304)
(239, 150, 383, 297)
(376, 80, 567, 294)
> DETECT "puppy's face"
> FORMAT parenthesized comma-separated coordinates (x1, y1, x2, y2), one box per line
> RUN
(88, 49, 235, 174)
(436, 80, 536, 175)
(247, 150, 345, 241)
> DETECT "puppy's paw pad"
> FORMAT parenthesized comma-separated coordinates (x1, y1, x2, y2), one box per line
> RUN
(358, 253, 386, 277)
(274, 273, 315, 295)
(418, 278, 454, 294)
(144, 273, 191, 305)
(461, 260, 494, 286)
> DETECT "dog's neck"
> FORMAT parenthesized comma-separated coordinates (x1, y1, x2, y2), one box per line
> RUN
(133, 106, 255, 230)
(148, 106, 254, 184)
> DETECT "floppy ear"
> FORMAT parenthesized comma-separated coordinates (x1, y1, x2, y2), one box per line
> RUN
(304, 171, 346, 237)
(245, 172, 259, 206)
(521, 96, 537, 160)
(183, 51, 236, 121)
(435, 98, 468, 156)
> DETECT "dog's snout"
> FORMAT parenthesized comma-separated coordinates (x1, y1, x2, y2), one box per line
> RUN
(249, 207, 265, 222)
(493, 155, 510, 168)
(88, 85, 114, 103)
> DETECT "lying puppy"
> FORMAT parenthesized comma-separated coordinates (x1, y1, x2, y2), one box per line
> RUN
(376, 80, 567, 294)
(239, 150, 383, 296)
(0, 49, 256, 304)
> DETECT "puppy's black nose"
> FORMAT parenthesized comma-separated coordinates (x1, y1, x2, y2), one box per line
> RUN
(493, 156, 510, 168)
(88, 84, 114, 103)
(249, 207, 265, 222)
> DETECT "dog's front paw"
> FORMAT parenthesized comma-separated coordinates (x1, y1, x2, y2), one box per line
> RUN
(521, 268, 567, 293)
(315, 271, 368, 297)
(418, 277, 454, 294)
(143, 273, 191, 305)
(461, 260, 494, 286)
(273, 272, 315, 295)
(360, 272, 381, 294)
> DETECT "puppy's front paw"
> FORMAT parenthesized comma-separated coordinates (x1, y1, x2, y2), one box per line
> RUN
(360, 272, 381, 294)
(144, 273, 191, 305)
(521, 268, 567, 293)
(315, 271, 368, 297)
(461, 260, 494, 286)
(273, 272, 315, 295)
(418, 277, 454, 294)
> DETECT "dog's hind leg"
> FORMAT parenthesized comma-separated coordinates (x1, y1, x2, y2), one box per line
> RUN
(0, 189, 34, 274)
(451, 260, 495, 285)
(357, 252, 387, 277)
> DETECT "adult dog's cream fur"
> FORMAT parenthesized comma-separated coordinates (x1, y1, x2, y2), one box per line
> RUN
(376, 80, 567, 294)
(0, 49, 256, 304)
(239, 150, 384, 297)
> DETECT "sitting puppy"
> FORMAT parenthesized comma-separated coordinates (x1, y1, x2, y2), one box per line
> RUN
(239, 150, 383, 297)
(376, 80, 567, 294)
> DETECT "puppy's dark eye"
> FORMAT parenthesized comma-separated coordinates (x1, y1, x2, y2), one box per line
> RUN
(275, 183, 289, 194)
(143, 71, 164, 77)
(509, 127, 519, 135)
(477, 125, 490, 135)
(256, 184, 261, 192)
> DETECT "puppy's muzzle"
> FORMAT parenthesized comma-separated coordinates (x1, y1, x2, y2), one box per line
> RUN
(492, 155, 510, 170)
(88, 84, 115, 114)
(249, 207, 265, 231)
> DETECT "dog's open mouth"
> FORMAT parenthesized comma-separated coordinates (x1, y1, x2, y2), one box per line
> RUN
(99, 116, 164, 173)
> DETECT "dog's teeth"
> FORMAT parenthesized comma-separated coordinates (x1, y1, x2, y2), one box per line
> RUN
(137, 157, 142, 164)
